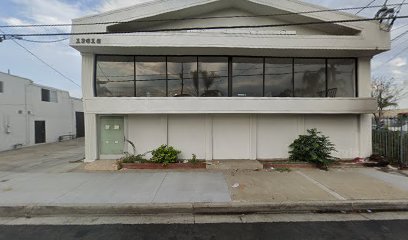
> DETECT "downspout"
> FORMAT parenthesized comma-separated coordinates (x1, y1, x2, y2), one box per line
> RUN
(24, 83, 30, 145)
(71, 99, 75, 136)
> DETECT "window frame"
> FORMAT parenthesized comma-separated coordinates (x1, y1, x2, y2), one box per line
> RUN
(93, 55, 358, 98)
(41, 88, 50, 102)
(41, 88, 58, 103)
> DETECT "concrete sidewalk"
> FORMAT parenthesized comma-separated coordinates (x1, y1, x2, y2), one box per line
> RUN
(1, 162, 408, 216)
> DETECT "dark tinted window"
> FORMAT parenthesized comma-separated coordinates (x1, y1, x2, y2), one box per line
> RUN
(41, 89, 50, 102)
(232, 57, 263, 97)
(168, 57, 198, 97)
(294, 59, 326, 97)
(327, 59, 356, 97)
(198, 57, 228, 97)
(265, 58, 293, 97)
(96, 55, 135, 97)
(136, 56, 167, 97)
(0, 81, 3, 93)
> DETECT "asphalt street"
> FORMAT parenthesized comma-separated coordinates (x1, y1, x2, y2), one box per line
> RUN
(0, 219, 406, 240)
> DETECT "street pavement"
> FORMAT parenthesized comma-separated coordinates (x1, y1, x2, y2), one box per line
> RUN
(0, 138, 84, 173)
(1, 212, 408, 240)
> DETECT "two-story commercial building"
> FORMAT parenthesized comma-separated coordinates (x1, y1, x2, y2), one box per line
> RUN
(70, 0, 388, 162)
(0, 71, 84, 152)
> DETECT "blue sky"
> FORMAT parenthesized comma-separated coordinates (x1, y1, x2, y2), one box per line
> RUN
(1, 0, 408, 107)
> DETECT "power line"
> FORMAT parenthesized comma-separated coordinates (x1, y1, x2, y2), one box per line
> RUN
(1, 2, 408, 29)
(392, 22, 408, 31)
(0, 29, 81, 88)
(3, 15, 408, 38)
(18, 37, 70, 43)
(392, 28, 408, 41)
(376, 44, 408, 69)
(356, 0, 377, 15)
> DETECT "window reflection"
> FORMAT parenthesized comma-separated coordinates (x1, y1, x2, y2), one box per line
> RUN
(95, 55, 135, 97)
(232, 57, 263, 97)
(265, 58, 293, 97)
(198, 57, 228, 97)
(327, 59, 356, 97)
(136, 56, 167, 97)
(94, 56, 358, 98)
(294, 59, 326, 97)
(168, 57, 198, 97)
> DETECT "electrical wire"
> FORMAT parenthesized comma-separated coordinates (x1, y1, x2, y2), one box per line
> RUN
(18, 37, 70, 43)
(356, 0, 377, 15)
(392, 28, 408, 41)
(1, 2, 408, 29)
(376, 44, 408, 68)
(3, 15, 408, 38)
(392, 22, 408, 31)
(0, 28, 81, 88)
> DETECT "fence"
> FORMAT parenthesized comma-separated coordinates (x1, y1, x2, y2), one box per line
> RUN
(372, 116, 408, 166)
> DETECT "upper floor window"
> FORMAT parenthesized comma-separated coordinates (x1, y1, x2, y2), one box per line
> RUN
(198, 57, 228, 97)
(327, 59, 356, 97)
(294, 59, 326, 97)
(168, 57, 198, 97)
(136, 56, 167, 97)
(95, 55, 135, 97)
(41, 88, 58, 102)
(0, 81, 3, 93)
(232, 57, 263, 97)
(265, 58, 293, 97)
(94, 55, 357, 98)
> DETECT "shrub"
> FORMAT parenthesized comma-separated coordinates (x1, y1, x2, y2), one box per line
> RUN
(120, 154, 148, 164)
(189, 154, 198, 164)
(289, 129, 337, 170)
(151, 145, 181, 164)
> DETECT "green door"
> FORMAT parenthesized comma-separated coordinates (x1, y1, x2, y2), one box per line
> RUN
(99, 116, 124, 155)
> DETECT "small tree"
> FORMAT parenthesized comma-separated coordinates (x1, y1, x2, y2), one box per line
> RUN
(289, 129, 337, 170)
(372, 77, 405, 128)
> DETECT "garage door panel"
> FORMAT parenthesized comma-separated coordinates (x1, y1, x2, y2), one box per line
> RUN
(257, 115, 300, 159)
(304, 115, 359, 158)
(213, 115, 250, 160)
(168, 115, 206, 160)
(127, 115, 164, 155)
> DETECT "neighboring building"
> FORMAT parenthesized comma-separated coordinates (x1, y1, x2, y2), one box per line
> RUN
(0, 71, 84, 152)
(70, 0, 388, 162)
(382, 109, 408, 118)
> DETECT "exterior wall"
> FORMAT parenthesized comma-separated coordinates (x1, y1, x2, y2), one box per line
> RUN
(0, 72, 84, 152)
(80, 55, 376, 162)
(0, 74, 29, 151)
(73, 0, 388, 162)
(98, 114, 361, 160)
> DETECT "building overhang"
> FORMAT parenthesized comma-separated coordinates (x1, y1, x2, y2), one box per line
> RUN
(70, 0, 391, 57)
(83, 97, 377, 115)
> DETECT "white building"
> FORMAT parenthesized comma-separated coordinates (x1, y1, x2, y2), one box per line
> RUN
(70, 0, 389, 162)
(0, 71, 84, 152)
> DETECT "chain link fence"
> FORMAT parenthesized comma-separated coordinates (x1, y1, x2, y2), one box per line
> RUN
(372, 116, 408, 167)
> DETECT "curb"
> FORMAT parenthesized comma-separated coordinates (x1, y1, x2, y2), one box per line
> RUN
(1, 200, 408, 217)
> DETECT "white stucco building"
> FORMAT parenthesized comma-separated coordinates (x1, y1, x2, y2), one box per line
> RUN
(70, 0, 389, 162)
(0, 71, 84, 152)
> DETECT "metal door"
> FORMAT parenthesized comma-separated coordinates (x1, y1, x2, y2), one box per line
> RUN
(34, 121, 46, 144)
(75, 112, 85, 138)
(99, 117, 124, 155)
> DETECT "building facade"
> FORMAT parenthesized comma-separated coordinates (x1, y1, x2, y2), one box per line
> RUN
(0, 72, 84, 152)
(70, 0, 389, 162)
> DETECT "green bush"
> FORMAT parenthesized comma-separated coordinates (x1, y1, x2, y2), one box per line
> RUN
(289, 129, 337, 170)
(120, 154, 148, 163)
(189, 154, 198, 164)
(151, 145, 181, 164)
